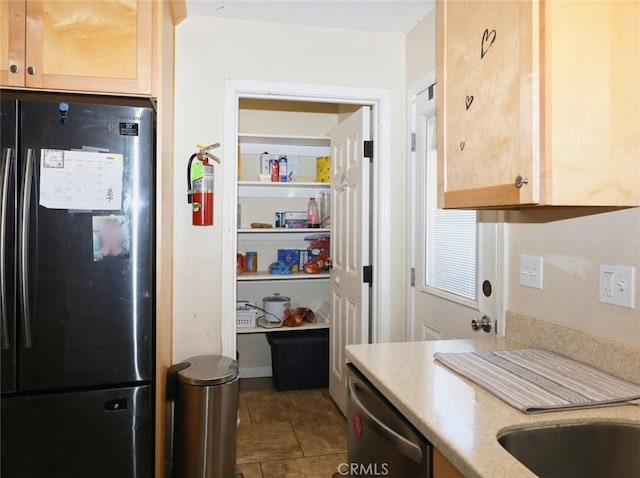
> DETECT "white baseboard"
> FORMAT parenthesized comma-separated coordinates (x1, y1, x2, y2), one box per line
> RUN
(239, 366, 273, 378)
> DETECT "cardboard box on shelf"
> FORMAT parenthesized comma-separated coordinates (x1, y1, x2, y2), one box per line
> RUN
(316, 156, 331, 183)
(285, 219, 308, 229)
(278, 249, 301, 272)
(284, 211, 308, 229)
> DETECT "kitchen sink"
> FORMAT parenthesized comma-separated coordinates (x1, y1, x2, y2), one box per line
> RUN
(498, 422, 640, 478)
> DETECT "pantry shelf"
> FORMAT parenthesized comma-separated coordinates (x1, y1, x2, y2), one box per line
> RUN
(237, 271, 330, 282)
(238, 181, 330, 188)
(238, 228, 330, 234)
(238, 181, 330, 198)
(238, 134, 330, 147)
(236, 320, 330, 335)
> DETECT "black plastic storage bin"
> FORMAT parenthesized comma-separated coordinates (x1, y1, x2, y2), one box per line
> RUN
(266, 328, 329, 391)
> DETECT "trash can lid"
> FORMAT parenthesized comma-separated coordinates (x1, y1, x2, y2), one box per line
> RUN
(177, 354, 239, 386)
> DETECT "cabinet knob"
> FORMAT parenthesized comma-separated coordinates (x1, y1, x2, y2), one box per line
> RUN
(26, 66, 37, 75)
(515, 176, 529, 188)
(9, 64, 19, 74)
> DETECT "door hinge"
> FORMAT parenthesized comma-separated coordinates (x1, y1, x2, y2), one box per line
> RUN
(410, 133, 416, 152)
(363, 140, 373, 161)
(363, 265, 373, 286)
(410, 267, 415, 287)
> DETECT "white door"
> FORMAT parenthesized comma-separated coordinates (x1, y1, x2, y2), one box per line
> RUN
(329, 106, 371, 415)
(408, 84, 502, 340)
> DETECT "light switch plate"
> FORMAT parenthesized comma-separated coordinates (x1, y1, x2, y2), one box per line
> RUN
(599, 265, 635, 309)
(520, 255, 543, 289)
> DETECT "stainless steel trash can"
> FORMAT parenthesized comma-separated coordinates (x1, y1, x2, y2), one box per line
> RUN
(169, 355, 240, 478)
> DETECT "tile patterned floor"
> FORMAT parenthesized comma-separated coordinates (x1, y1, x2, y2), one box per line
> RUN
(235, 378, 347, 478)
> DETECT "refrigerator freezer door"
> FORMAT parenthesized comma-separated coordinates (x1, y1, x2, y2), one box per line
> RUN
(1, 385, 153, 478)
(18, 99, 155, 391)
(0, 98, 17, 393)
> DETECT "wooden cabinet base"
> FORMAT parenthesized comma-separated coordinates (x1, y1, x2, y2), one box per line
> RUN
(433, 448, 464, 478)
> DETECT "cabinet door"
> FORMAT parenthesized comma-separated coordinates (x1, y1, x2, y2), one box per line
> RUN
(438, 0, 541, 208)
(0, 0, 25, 87)
(433, 448, 464, 478)
(24, 0, 153, 95)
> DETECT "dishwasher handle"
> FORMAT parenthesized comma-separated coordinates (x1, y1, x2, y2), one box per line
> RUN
(348, 376, 424, 464)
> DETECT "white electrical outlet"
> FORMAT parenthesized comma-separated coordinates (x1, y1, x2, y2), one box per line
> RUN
(520, 255, 544, 289)
(599, 265, 635, 309)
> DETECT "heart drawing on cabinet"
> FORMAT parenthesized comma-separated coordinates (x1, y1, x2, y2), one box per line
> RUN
(465, 95, 474, 110)
(481, 29, 497, 59)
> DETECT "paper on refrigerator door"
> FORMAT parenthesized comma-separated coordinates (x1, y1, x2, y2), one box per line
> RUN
(39, 149, 124, 211)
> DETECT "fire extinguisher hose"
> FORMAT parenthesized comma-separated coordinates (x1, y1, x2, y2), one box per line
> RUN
(186, 153, 198, 204)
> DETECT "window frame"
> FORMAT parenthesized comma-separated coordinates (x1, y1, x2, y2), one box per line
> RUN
(421, 112, 480, 309)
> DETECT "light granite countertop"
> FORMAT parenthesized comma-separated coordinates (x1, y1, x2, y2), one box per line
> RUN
(345, 338, 640, 478)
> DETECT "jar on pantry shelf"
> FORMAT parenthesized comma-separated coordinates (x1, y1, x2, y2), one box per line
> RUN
(245, 251, 258, 272)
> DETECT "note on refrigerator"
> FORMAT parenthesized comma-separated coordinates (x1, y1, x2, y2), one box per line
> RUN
(39, 149, 124, 211)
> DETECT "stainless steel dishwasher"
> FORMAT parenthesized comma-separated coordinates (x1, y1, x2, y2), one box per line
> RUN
(347, 364, 432, 477)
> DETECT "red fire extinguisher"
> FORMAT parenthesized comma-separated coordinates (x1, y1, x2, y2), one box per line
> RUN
(187, 143, 220, 226)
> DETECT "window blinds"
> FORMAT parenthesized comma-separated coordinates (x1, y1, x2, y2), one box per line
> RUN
(424, 115, 477, 300)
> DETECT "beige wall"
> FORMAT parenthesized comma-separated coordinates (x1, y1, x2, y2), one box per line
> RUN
(507, 208, 640, 347)
(173, 17, 406, 361)
(239, 99, 340, 136)
(406, 7, 436, 86)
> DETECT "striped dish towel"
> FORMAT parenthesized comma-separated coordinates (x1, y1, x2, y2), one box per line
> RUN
(434, 349, 640, 414)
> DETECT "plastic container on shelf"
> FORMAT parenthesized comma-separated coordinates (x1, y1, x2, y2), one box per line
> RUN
(319, 191, 330, 226)
(279, 156, 288, 182)
(269, 159, 279, 182)
(260, 152, 270, 176)
(307, 197, 320, 228)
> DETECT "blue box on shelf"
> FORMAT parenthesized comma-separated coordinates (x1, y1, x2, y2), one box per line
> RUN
(278, 249, 302, 272)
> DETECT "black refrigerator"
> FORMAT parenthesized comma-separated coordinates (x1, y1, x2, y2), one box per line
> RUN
(1, 91, 155, 478)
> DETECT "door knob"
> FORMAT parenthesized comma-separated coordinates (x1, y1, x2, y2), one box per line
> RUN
(471, 315, 493, 333)
(27, 66, 37, 75)
(9, 64, 19, 74)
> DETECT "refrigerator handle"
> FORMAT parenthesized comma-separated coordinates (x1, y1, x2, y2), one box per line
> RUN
(19, 148, 34, 348)
(0, 148, 12, 349)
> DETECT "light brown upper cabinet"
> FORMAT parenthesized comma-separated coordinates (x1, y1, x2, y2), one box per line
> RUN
(1, 1, 25, 87)
(1, 0, 153, 95)
(437, 0, 640, 208)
